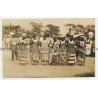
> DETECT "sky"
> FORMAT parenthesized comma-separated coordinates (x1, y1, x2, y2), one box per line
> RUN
(2, 18, 95, 35)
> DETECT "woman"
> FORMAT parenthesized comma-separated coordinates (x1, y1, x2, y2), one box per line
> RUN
(40, 35, 49, 65)
(30, 34, 40, 65)
(25, 36, 31, 62)
(67, 35, 76, 65)
(58, 36, 66, 65)
(48, 40, 53, 64)
(46, 33, 51, 45)
(51, 36, 59, 66)
(76, 36, 86, 65)
(19, 36, 28, 65)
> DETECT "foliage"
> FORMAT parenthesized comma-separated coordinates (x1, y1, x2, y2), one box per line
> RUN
(26, 30, 31, 37)
(2, 24, 21, 37)
(45, 24, 60, 36)
(66, 23, 95, 37)
(30, 22, 44, 34)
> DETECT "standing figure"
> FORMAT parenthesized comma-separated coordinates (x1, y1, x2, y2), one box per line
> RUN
(40, 35, 49, 65)
(51, 35, 58, 66)
(30, 34, 40, 65)
(25, 36, 31, 61)
(15, 34, 20, 60)
(9, 33, 18, 60)
(77, 36, 86, 65)
(74, 36, 80, 61)
(48, 40, 53, 64)
(58, 36, 66, 65)
(4, 36, 8, 49)
(46, 33, 52, 46)
(19, 36, 28, 65)
(67, 35, 76, 65)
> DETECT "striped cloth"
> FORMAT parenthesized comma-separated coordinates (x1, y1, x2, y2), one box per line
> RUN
(68, 53, 75, 64)
(19, 43, 28, 65)
(19, 51, 28, 65)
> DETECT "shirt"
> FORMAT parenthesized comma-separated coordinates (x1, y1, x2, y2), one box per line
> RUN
(9, 38, 16, 45)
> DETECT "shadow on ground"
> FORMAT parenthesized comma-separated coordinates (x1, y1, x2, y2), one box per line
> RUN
(74, 72, 95, 77)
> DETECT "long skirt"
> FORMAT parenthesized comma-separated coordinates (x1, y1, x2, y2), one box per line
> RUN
(58, 47, 67, 65)
(19, 45, 28, 65)
(78, 47, 86, 54)
(49, 53, 52, 64)
(31, 52, 39, 65)
(58, 52, 67, 65)
(19, 51, 28, 65)
(40, 53, 49, 65)
(51, 53, 58, 66)
(67, 53, 75, 65)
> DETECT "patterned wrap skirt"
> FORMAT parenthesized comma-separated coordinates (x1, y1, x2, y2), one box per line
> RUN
(31, 51, 39, 65)
(58, 52, 67, 65)
(58, 45, 67, 65)
(30, 43, 39, 65)
(19, 45, 28, 65)
(40, 53, 49, 65)
(67, 53, 76, 64)
(51, 53, 58, 65)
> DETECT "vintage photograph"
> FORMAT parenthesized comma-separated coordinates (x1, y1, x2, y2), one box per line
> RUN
(2, 18, 95, 78)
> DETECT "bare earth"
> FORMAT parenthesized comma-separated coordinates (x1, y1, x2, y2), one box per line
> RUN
(3, 50, 95, 78)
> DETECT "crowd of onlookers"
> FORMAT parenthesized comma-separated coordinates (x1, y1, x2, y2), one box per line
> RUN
(2, 22, 95, 66)
(2, 30, 92, 65)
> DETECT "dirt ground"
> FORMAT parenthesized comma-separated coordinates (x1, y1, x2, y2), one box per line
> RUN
(3, 50, 95, 78)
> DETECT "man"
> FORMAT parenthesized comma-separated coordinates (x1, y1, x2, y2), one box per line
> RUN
(15, 34, 21, 59)
(9, 32, 18, 60)
(4, 35, 8, 49)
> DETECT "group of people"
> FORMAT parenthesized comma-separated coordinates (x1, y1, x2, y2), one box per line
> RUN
(3, 31, 87, 66)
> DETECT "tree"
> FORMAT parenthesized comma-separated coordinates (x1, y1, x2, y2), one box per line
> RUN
(86, 25, 95, 32)
(14, 25, 21, 33)
(2, 25, 10, 37)
(30, 22, 44, 35)
(2, 24, 22, 37)
(65, 24, 76, 34)
(26, 30, 31, 37)
(45, 24, 60, 36)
